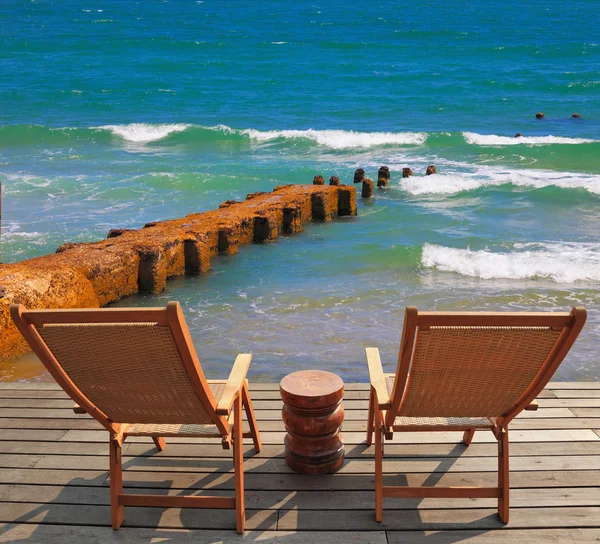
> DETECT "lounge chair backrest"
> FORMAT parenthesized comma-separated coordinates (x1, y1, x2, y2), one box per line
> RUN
(11, 302, 224, 431)
(388, 308, 586, 424)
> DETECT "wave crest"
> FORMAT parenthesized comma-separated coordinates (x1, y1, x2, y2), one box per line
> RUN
(463, 132, 597, 146)
(97, 123, 191, 142)
(422, 242, 600, 283)
(242, 128, 427, 148)
(400, 169, 600, 196)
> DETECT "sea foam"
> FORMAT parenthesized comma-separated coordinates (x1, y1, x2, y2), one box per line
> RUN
(463, 132, 597, 146)
(242, 128, 427, 149)
(400, 168, 600, 196)
(422, 242, 600, 283)
(98, 123, 191, 143)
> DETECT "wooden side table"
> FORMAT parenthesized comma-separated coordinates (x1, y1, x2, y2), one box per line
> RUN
(280, 370, 345, 475)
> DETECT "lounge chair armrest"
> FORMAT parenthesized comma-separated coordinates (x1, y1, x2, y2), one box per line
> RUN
(366, 347, 391, 409)
(216, 354, 252, 415)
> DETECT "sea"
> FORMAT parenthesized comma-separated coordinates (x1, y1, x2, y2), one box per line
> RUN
(1, 0, 599, 382)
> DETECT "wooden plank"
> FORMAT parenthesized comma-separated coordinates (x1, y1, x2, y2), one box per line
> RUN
(2, 484, 599, 510)
(58, 428, 600, 444)
(0, 441, 109, 456)
(21, 484, 600, 510)
(387, 529, 600, 543)
(277, 506, 600, 530)
(0, 391, 70, 399)
(0, 502, 277, 530)
(538, 398, 600, 408)
(5, 439, 600, 459)
(0, 409, 97, 419)
(0, 418, 103, 430)
(4, 440, 600, 462)
(27, 453, 600, 473)
(0, 525, 387, 544)
(4, 467, 600, 491)
(548, 382, 600, 389)
(0, 454, 41, 468)
(0, 430, 67, 442)
(3, 503, 600, 531)
(572, 408, 600, 417)
(554, 390, 600, 398)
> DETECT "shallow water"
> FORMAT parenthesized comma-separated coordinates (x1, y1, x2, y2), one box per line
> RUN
(1, 0, 599, 382)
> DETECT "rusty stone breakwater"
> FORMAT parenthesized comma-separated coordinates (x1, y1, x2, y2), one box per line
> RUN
(0, 184, 357, 362)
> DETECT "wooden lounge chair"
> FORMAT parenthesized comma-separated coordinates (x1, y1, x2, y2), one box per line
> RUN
(366, 306, 586, 523)
(10, 301, 261, 533)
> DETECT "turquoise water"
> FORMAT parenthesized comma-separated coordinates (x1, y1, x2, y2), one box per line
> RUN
(1, 0, 599, 381)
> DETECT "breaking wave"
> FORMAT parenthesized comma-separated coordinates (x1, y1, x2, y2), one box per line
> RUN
(97, 123, 191, 143)
(463, 132, 598, 146)
(241, 128, 427, 148)
(400, 169, 600, 196)
(421, 242, 600, 283)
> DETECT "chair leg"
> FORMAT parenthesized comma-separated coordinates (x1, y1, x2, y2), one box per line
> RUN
(152, 437, 166, 451)
(374, 411, 383, 522)
(234, 393, 246, 534)
(463, 428, 476, 445)
(242, 382, 261, 453)
(366, 389, 375, 446)
(498, 428, 509, 523)
(109, 439, 124, 530)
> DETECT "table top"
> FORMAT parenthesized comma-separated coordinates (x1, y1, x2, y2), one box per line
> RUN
(280, 370, 344, 409)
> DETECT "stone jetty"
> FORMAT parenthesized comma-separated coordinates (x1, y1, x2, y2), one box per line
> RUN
(0, 184, 357, 362)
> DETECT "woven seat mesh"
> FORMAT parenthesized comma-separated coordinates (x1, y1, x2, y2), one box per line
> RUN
(38, 323, 218, 425)
(389, 326, 561, 418)
(393, 415, 492, 428)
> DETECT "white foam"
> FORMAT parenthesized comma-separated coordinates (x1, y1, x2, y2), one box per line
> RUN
(422, 242, 600, 283)
(242, 128, 427, 149)
(400, 168, 600, 196)
(401, 174, 486, 195)
(464, 132, 597, 146)
(98, 123, 191, 143)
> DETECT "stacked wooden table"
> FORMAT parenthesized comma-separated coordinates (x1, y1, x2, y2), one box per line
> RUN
(280, 369, 345, 475)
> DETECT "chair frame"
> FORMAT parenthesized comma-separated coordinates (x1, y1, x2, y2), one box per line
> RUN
(366, 306, 586, 523)
(11, 301, 262, 534)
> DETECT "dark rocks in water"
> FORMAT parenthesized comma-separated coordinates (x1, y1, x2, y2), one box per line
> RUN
(572, 113, 581, 118)
(313, 175, 325, 185)
(378, 166, 390, 180)
(377, 177, 388, 187)
(219, 200, 239, 209)
(353, 168, 365, 184)
(329, 176, 340, 186)
(361, 178, 374, 198)
(535, 112, 545, 119)
(425, 165, 437, 176)
(514, 133, 523, 138)
(402, 168, 413, 178)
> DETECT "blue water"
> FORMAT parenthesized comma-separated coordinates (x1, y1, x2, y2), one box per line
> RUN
(1, 0, 599, 381)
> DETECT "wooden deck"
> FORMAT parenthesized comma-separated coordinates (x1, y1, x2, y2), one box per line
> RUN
(0, 381, 599, 543)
